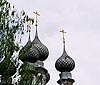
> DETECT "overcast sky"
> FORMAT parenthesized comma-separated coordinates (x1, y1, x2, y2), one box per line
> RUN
(8, 0, 100, 85)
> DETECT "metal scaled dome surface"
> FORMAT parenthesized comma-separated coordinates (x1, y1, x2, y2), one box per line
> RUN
(19, 38, 39, 63)
(55, 50, 75, 72)
(32, 30, 49, 61)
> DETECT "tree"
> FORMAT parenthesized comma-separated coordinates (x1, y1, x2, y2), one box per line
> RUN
(0, 0, 49, 85)
(0, 0, 29, 84)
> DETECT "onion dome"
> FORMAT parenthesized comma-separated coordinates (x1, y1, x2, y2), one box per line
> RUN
(55, 30, 75, 72)
(32, 28, 49, 61)
(19, 33, 39, 63)
(0, 57, 16, 76)
(55, 49, 75, 72)
(32, 12, 49, 61)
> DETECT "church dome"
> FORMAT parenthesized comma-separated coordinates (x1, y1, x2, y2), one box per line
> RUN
(32, 29, 49, 61)
(55, 30, 75, 72)
(55, 50, 75, 72)
(19, 36, 39, 63)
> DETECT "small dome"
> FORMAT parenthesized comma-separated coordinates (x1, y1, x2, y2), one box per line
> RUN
(19, 39, 39, 63)
(32, 30, 49, 61)
(55, 50, 75, 72)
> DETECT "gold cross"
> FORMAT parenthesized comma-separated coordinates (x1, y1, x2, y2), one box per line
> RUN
(60, 29, 66, 42)
(33, 12, 40, 26)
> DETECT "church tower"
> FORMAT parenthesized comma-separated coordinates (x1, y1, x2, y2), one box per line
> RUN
(55, 30, 75, 85)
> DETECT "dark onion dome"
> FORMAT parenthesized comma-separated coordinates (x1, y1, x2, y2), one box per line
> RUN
(0, 57, 16, 76)
(32, 28, 49, 61)
(55, 50, 75, 72)
(19, 35, 39, 63)
(55, 30, 75, 72)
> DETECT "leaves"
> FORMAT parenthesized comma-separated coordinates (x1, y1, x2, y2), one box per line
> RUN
(0, 0, 42, 85)
(0, 0, 30, 84)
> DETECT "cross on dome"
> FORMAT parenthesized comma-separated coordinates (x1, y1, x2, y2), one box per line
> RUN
(33, 12, 40, 27)
(60, 29, 66, 43)
(60, 29, 66, 52)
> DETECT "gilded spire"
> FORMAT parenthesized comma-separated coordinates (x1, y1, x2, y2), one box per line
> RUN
(60, 29, 66, 52)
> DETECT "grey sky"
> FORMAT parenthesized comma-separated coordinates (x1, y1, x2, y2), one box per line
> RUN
(8, 0, 100, 85)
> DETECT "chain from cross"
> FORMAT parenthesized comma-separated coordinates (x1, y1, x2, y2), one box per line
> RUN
(33, 12, 40, 26)
(60, 29, 66, 43)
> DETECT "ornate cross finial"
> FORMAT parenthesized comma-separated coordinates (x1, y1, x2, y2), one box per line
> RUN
(60, 29, 66, 52)
(60, 29, 66, 43)
(33, 12, 40, 27)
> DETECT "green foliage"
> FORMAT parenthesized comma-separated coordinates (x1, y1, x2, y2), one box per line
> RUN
(0, 0, 30, 84)
(0, 58, 16, 76)
(0, 0, 46, 85)
(18, 62, 34, 85)
(0, 0, 26, 58)
(19, 62, 47, 85)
